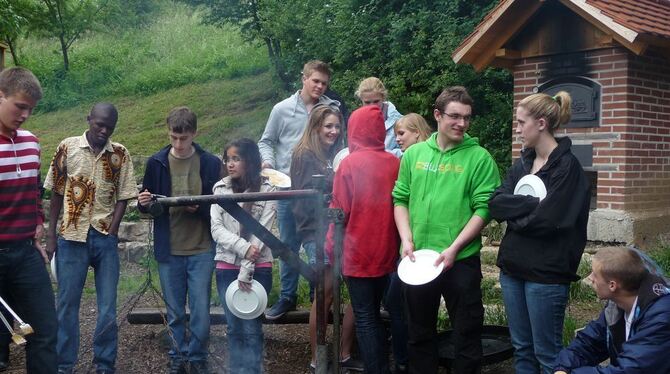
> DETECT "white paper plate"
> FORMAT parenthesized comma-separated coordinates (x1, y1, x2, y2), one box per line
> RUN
(333, 147, 349, 172)
(398, 249, 445, 285)
(261, 169, 291, 189)
(514, 174, 547, 201)
(225, 280, 268, 320)
(50, 255, 57, 282)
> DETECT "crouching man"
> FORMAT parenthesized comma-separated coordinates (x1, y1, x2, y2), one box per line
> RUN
(554, 247, 670, 374)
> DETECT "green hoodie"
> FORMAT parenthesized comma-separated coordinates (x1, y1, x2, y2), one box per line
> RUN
(393, 132, 501, 260)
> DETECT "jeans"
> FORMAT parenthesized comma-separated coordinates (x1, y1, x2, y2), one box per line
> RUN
(405, 256, 483, 374)
(56, 228, 119, 373)
(276, 200, 302, 304)
(0, 240, 57, 373)
(217, 267, 272, 374)
(157, 249, 215, 363)
(345, 275, 390, 374)
(499, 272, 569, 374)
(384, 271, 408, 367)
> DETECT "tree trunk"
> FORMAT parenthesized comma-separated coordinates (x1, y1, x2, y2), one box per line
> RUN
(264, 37, 290, 92)
(5, 37, 19, 66)
(58, 33, 69, 71)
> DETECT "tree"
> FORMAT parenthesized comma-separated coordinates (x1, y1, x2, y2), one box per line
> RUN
(0, 0, 35, 65)
(187, 0, 291, 90)
(31, 0, 115, 72)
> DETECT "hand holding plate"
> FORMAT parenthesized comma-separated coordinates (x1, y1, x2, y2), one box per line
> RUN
(401, 238, 416, 262)
(435, 246, 458, 271)
(238, 280, 252, 292)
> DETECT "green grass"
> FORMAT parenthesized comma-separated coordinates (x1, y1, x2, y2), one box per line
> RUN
(27, 72, 276, 176)
(17, 2, 270, 113)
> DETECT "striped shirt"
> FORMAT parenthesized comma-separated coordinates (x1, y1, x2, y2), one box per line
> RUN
(0, 129, 44, 242)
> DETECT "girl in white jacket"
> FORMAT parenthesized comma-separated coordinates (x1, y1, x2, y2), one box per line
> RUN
(210, 138, 276, 374)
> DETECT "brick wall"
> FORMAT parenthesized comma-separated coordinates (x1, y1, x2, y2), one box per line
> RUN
(511, 47, 670, 212)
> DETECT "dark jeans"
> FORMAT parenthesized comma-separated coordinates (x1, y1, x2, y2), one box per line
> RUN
(0, 239, 57, 373)
(345, 275, 390, 374)
(405, 256, 483, 374)
(276, 200, 302, 304)
(217, 267, 272, 374)
(384, 271, 408, 367)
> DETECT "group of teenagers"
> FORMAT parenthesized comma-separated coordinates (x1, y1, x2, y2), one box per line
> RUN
(0, 59, 668, 374)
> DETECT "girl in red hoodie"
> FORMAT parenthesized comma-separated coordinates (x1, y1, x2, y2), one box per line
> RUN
(326, 105, 401, 374)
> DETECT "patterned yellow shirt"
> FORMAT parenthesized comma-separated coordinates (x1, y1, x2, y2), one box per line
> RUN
(44, 132, 137, 242)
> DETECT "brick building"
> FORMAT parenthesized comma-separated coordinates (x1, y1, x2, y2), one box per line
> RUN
(453, 0, 670, 246)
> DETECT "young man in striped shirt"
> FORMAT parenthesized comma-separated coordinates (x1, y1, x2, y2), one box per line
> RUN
(0, 67, 57, 373)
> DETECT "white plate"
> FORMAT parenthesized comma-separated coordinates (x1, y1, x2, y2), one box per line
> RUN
(225, 280, 268, 320)
(261, 169, 291, 189)
(50, 255, 57, 282)
(333, 147, 349, 172)
(514, 174, 547, 201)
(398, 249, 445, 285)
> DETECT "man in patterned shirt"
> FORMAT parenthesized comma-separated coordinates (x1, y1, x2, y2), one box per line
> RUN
(45, 103, 137, 374)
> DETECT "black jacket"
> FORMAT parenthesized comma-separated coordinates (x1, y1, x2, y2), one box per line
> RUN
(489, 137, 591, 284)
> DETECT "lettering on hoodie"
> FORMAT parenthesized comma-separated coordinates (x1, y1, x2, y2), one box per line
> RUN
(415, 161, 464, 174)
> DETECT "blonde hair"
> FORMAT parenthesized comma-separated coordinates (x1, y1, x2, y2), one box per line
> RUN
(518, 91, 572, 133)
(302, 60, 331, 80)
(355, 77, 387, 100)
(293, 105, 343, 166)
(395, 113, 432, 141)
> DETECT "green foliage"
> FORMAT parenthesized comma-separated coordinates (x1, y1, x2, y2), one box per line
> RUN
(194, 0, 513, 172)
(17, 3, 269, 113)
(648, 243, 670, 275)
(569, 255, 597, 302)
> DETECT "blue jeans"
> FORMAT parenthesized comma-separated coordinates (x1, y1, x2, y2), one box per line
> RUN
(384, 271, 408, 367)
(157, 249, 214, 362)
(345, 275, 390, 374)
(56, 228, 119, 373)
(0, 239, 57, 373)
(217, 267, 272, 374)
(499, 272, 569, 374)
(276, 200, 301, 304)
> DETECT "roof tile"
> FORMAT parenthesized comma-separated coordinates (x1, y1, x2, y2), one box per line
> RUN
(586, 0, 670, 38)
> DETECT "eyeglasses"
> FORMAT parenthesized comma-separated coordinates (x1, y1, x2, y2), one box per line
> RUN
(224, 156, 243, 164)
(441, 112, 472, 123)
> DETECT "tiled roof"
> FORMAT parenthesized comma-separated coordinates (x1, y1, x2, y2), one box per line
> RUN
(586, 0, 670, 39)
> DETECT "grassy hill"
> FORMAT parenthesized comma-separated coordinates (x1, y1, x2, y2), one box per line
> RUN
(11, 2, 279, 175)
(28, 72, 276, 176)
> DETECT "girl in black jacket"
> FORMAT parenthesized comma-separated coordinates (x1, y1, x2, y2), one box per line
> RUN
(488, 91, 591, 374)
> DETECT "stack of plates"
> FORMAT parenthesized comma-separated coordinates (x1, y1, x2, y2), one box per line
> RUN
(513, 174, 547, 201)
(261, 169, 291, 189)
(225, 280, 268, 320)
(333, 147, 350, 172)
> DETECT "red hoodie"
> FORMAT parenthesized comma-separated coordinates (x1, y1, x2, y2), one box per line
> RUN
(326, 105, 400, 277)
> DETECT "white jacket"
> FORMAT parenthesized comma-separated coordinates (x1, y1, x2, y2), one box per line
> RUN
(210, 176, 276, 283)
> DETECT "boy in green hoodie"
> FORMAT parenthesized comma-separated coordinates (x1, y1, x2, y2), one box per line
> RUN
(392, 86, 500, 374)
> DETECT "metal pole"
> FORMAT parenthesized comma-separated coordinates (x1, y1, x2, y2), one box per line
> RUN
(329, 208, 345, 374)
(312, 175, 328, 374)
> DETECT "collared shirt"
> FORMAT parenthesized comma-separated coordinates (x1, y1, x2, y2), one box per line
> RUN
(625, 296, 639, 340)
(44, 132, 137, 242)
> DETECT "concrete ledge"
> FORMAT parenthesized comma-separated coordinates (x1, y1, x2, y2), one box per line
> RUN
(588, 208, 670, 247)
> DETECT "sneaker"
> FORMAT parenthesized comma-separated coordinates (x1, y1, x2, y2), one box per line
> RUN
(168, 359, 187, 374)
(264, 298, 296, 320)
(189, 360, 208, 374)
(339, 356, 364, 372)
